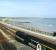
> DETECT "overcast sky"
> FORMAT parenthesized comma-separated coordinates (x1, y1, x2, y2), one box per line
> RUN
(0, 0, 56, 18)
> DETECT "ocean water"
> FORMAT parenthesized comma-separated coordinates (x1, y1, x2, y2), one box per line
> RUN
(9, 17, 56, 33)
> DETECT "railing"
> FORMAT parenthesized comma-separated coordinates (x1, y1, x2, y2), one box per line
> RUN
(7, 21, 54, 36)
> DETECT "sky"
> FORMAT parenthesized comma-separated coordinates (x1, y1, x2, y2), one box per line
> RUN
(0, 0, 56, 18)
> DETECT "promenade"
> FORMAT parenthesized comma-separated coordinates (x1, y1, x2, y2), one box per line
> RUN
(0, 22, 56, 50)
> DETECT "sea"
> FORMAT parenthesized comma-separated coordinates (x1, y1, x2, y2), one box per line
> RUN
(8, 17, 56, 33)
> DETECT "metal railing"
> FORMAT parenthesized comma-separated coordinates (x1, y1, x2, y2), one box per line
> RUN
(6, 21, 54, 36)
